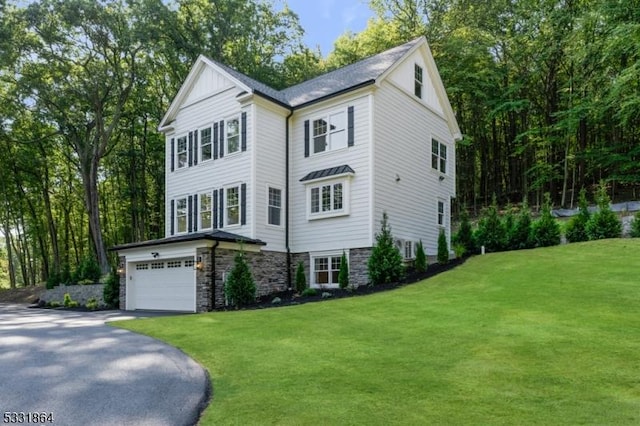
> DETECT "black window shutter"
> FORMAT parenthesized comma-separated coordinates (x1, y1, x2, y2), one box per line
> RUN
(241, 112, 247, 151)
(213, 122, 219, 160)
(347, 106, 355, 147)
(187, 195, 193, 232)
(212, 189, 218, 229)
(193, 130, 198, 166)
(188, 131, 193, 167)
(218, 188, 224, 228)
(193, 193, 198, 232)
(170, 138, 175, 172)
(304, 120, 310, 157)
(240, 183, 247, 225)
(170, 200, 175, 235)
(219, 120, 225, 158)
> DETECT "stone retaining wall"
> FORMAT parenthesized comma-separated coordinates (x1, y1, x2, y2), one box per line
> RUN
(41, 284, 105, 306)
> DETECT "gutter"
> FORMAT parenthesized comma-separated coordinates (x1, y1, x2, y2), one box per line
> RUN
(285, 108, 294, 290)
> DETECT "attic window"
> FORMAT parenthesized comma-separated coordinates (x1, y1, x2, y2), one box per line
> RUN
(414, 64, 423, 99)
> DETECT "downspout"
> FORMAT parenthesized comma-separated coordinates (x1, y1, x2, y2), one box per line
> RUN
(285, 108, 294, 290)
(210, 240, 219, 311)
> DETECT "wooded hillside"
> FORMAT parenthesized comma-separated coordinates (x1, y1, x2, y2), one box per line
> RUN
(0, 0, 638, 287)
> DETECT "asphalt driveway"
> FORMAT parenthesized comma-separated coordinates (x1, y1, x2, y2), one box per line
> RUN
(0, 304, 209, 426)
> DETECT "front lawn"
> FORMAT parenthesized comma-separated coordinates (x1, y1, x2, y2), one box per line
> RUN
(116, 239, 640, 425)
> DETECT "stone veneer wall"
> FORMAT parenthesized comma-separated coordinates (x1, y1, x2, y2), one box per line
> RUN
(118, 256, 126, 310)
(211, 249, 288, 309)
(41, 283, 105, 306)
(291, 247, 373, 289)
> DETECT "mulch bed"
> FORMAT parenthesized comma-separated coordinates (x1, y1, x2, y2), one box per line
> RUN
(224, 256, 468, 311)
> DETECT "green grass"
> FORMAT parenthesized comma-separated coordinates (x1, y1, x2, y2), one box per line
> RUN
(116, 240, 640, 425)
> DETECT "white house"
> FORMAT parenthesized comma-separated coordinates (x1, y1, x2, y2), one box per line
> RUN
(113, 36, 462, 312)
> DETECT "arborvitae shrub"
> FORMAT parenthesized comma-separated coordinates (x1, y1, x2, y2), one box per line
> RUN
(474, 195, 506, 252)
(338, 251, 349, 289)
(368, 212, 405, 285)
(531, 193, 561, 247)
(585, 182, 621, 240)
(565, 188, 591, 243)
(103, 269, 120, 308)
(295, 261, 307, 293)
(502, 205, 516, 250)
(437, 229, 449, 264)
(631, 211, 640, 238)
(453, 206, 475, 254)
(224, 251, 256, 307)
(509, 201, 534, 250)
(414, 240, 427, 272)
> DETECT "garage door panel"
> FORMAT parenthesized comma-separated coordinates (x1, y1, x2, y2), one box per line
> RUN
(131, 258, 195, 312)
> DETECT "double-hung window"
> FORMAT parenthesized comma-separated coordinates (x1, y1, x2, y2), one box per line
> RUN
(226, 186, 240, 226)
(226, 117, 240, 154)
(404, 241, 414, 259)
(311, 252, 346, 288)
(200, 127, 212, 162)
(312, 110, 346, 154)
(176, 197, 188, 233)
(267, 187, 282, 226)
(437, 200, 445, 227)
(310, 182, 343, 215)
(199, 192, 212, 229)
(176, 136, 188, 169)
(415, 64, 423, 99)
(431, 139, 447, 174)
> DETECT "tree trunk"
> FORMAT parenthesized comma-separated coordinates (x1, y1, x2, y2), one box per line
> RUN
(3, 221, 17, 289)
(81, 159, 110, 274)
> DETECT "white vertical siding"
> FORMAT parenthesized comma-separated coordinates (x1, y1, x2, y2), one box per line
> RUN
(184, 66, 234, 106)
(373, 80, 456, 255)
(290, 93, 372, 253)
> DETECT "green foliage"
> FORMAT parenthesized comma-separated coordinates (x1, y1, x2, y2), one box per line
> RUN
(630, 211, 640, 238)
(224, 251, 257, 308)
(368, 212, 405, 285)
(453, 243, 466, 259)
(73, 255, 102, 283)
(414, 240, 427, 272)
(301, 288, 317, 297)
(509, 202, 534, 250)
(585, 183, 621, 240)
(531, 194, 561, 248)
(63, 293, 78, 308)
(295, 261, 307, 294)
(474, 195, 506, 252)
(437, 229, 449, 264)
(338, 251, 349, 290)
(48, 301, 61, 308)
(103, 270, 120, 308)
(453, 207, 475, 254)
(86, 298, 99, 311)
(46, 271, 60, 290)
(565, 188, 591, 243)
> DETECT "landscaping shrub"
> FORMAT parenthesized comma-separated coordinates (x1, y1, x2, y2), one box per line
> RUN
(86, 298, 99, 311)
(414, 240, 427, 272)
(224, 251, 256, 307)
(103, 270, 120, 308)
(63, 293, 78, 308)
(453, 243, 466, 258)
(73, 255, 101, 283)
(509, 201, 534, 250)
(437, 229, 449, 264)
(338, 251, 349, 290)
(474, 195, 506, 252)
(585, 182, 621, 240)
(531, 193, 561, 247)
(46, 271, 61, 290)
(368, 212, 405, 285)
(631, 211, 640, 238)
(295, 261, 307, 293)
(502, 205, 516, 249)
(565, 188, 591, 243)
(453, 206, 475, 254)
(301, 288, 317, 297)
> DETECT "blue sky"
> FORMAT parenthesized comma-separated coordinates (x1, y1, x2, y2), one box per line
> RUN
(282, 0, 375, 57)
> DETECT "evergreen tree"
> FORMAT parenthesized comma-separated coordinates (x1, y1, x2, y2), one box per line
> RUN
(224, 251, 256, 308)
(295, 261, 307, 293)
(631, 211, 640, 238)
(510, 201, 534, 250)
(338, 251, 349, 289)
(453, 206, 475, 254)
(437, 229, 449, 264)
(565, 188, 591, 243)
(474, 194, 506, 252)
(531, 193, 561, 247)
(368, 212, 405, 285)
(585, 182, 621, 240)
(414, 240, 427, 273)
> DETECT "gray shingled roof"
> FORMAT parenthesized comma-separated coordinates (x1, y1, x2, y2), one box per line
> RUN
(300, 165, 355, 182)
(209, 37, 422, 109)
(111, 231, 266, 251)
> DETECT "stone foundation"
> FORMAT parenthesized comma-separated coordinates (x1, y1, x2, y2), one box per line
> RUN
(291, 247, 373, 289)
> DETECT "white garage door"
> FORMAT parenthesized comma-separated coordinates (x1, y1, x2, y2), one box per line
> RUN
(131, 258, 195, 312)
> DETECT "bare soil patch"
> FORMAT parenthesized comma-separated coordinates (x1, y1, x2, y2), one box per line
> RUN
(0, 286, 44, 304)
